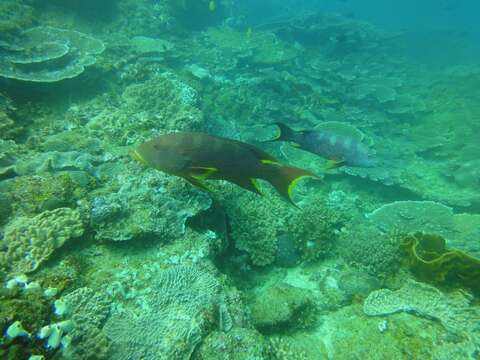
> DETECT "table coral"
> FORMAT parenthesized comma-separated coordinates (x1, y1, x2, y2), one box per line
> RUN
(366, 200, 455, 237)
(0, 208, 84, 274)
(0, 26, 104, 82)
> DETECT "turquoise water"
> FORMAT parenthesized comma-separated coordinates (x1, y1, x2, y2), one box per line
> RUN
(1, 1, 479, 359)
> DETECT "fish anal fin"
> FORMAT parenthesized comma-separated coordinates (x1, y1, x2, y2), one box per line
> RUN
(261, 159, 282, 166)
(229, 177, 263, 196)
(188, 166, 218, 180)
(184, 176, 212, 192)
(325, 159, 345, 170)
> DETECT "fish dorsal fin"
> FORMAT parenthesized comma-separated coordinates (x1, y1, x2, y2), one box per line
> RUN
(314, 121, 366, 144)
(234, 140, 279, 163)
(188, 166, 218, 180)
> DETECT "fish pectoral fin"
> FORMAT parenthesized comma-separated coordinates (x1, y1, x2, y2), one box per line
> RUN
(325, 159, 345, 170)
(229, 177, 263, 196)
(188, 166, 218, 180)
(184, 176, 212, 192)
(260, 159, 282, 166)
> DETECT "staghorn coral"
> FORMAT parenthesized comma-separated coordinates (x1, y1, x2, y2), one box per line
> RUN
(104, 265, 221, 360)
(363, 279, 478, 333)
(0, 26, 104, 82)
(0, 208, 84, 275)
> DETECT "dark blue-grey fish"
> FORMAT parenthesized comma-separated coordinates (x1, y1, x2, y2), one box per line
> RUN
(267, 122, 374, 168)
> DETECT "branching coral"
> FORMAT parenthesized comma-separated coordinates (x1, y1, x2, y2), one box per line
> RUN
(288, 199, 343, 263)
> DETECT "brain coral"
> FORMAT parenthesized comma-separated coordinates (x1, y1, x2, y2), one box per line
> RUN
(0, 26, 104, 82)
(103, 265, 221, 360)
(0, 207, 84, 274)
(61, 287, 111, 360)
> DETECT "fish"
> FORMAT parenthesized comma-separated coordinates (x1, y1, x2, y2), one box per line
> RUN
(132, 132, 318, 205)
(208, 0, 216, 12)
(267, 122, 374, 168)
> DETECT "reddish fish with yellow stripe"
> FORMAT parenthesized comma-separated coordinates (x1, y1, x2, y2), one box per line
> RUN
(132, 132, 318, 205)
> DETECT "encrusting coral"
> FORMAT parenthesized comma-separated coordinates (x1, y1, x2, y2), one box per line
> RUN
(363, 279, 478, 334)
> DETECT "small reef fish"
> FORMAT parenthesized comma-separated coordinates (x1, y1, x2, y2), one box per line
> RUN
(132, 132, 318, 205)
(208, 0, 216, 12)
(268, 122, 374, 168)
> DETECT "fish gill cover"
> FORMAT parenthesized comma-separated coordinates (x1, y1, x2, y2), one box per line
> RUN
(0, 0, 479, 359)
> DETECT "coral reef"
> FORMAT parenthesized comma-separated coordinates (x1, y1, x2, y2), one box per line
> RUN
(195, 327, 269, 360)
(0, 26, 104, 82)
(104, 265, 221, 359)
(249, 283, 317, 334)
(204, 27, 300, 66)
(90, 166, 211, 242)
(0, 2, 479, 358)
(0, 0, 35, 38)
(5, 173, 86, 215)
(0, 93, 22, 141)
(0, 208, 84, 275)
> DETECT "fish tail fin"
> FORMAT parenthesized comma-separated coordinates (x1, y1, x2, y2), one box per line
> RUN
(264, 122, 297, 142)
(262, 160, 319, 206)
